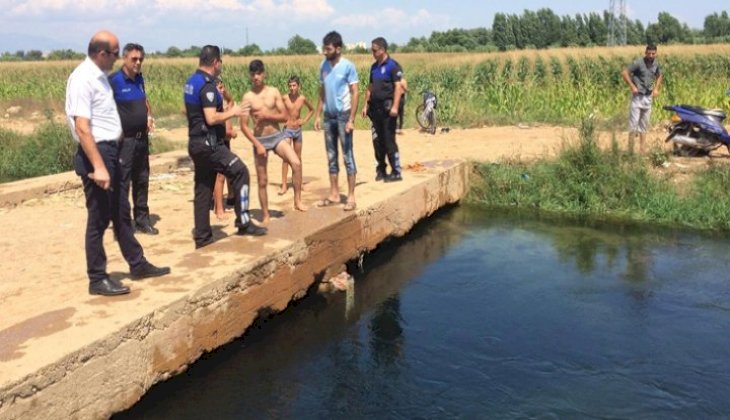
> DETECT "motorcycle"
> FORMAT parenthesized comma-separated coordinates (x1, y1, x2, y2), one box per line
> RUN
(662, 90, 730, 156)
(415, 90, 437, 134)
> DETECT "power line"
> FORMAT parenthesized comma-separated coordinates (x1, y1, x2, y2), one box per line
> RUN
(607, 0, 628, 46)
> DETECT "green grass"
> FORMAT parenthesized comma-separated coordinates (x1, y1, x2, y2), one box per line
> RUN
(0, 115, 177, 183)
(468, 115, 730, 231)
(2, 51, 729, 129)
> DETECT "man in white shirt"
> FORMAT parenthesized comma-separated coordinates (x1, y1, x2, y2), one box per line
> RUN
(66, 30, 170, 296)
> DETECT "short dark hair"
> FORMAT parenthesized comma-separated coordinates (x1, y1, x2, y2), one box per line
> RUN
(88, 39, 112, 56)
(199, 45, 221, 66)
(646, 44, 657, 52)
(123, 43, 145, 57)
(249, 59, 264, 74)
(288, 75, 300, 85)
(323, 31, 343, 48)
(372, 37, 388, 51)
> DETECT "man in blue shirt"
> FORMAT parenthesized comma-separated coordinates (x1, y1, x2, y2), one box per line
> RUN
(67, 31, 170, 296)
(362, 37, 404, 182)
(314, 31, 359, 212)
(109, 43, 158, 235)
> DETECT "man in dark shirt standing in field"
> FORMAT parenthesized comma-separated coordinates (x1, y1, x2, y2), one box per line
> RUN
(622, 44, 663, 153)
(109, 43, 158, 235)
(184, 45, 266, 249)
(362, 37, 404, 182)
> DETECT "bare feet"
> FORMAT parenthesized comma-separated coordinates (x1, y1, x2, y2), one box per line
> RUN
(278, 185, 288, 195)
(295, 201, 309, 212)
(260, 214, 270, 226)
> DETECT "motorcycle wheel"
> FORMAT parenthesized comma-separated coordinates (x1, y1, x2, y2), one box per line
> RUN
(415, 104, 430, 129)
(673, 143, 709, 157)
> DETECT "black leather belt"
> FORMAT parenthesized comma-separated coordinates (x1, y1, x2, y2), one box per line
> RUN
(123, 131, 146, 139)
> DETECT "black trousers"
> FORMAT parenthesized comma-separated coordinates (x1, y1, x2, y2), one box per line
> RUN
(188, 136, 252, 247)
(75, 142, 146, 283)
(368, 100, 401, 175)
(119, 135, 151, 226)
(397, 94, 406, 130)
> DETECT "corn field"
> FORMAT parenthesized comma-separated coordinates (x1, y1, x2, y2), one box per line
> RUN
(2, 45, 730, 129)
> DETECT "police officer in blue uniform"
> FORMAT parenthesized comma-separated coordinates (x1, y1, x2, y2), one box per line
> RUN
(109, 43, 158, 235)
(362, 37, 404, 182)
(66, 30, 170, 296)
(184, 45, 266, 249)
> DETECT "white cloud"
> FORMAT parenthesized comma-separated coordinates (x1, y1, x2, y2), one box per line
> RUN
(4, 0, 334, 18)
(249, 0, 334, 18)
(7, 0, 143, 15)
(154, 0, 252, 12)
(332, 8, 448, 28)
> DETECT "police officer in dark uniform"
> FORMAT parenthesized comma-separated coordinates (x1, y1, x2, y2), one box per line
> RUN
(184, 45, 266, 249)
(109, 42, 158, 235)
(66, 30, 170, 296)
(362, 37, 404, 182)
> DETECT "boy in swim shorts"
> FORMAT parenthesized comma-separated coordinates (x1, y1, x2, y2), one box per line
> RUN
(280, 75, 314, 195)
(240, 60, 307, 225)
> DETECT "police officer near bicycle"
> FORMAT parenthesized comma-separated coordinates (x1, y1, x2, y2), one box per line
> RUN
(184, 45, 267, 249)
(362, 37, 404, 182)
(109, 42, 158, 235)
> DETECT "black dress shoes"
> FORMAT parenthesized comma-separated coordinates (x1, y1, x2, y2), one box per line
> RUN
(375, 171, 386, 181)
(89, 277, 130, 296)
(131, 261, 171, 280)
(136, 223, 159, 235)
(384, 172, 403, 182)
(236, 224, 268, 236)
(195, 237, 215, 249)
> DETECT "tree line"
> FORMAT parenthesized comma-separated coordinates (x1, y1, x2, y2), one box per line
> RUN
(2, 8, 729, 61)
(404, 9, 730, 52)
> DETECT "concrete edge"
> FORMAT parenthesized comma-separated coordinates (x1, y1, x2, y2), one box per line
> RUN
(0, 162, 469, 420)
(0, 150, 190, 208)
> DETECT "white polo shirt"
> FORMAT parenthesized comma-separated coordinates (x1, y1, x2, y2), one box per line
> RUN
(65, 57, 122, 143)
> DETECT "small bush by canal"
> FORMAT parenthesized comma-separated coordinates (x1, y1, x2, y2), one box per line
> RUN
(469, 116, 730, 231)
(0, 115, 178, 183)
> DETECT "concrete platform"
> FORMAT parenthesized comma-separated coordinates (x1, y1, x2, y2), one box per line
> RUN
(0, 129, 469, 419)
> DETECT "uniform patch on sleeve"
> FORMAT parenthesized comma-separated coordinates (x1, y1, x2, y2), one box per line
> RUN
(206, 92, 215, 102)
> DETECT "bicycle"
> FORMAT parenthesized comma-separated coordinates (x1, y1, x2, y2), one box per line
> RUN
(415, 90, 437, 134)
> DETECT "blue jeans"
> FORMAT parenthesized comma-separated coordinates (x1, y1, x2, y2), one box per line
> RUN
(324, 111, 357, 175)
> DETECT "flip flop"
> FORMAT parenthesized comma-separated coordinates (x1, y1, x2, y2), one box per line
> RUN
(343, 202, 357, 211)
(316, 198, 338, 208)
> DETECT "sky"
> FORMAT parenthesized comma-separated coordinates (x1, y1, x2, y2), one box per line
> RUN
(0, 0, 726, 53)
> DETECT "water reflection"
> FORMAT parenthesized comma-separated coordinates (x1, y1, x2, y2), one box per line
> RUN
(116, 207, 466, 419)
(116, 205, 730, 418)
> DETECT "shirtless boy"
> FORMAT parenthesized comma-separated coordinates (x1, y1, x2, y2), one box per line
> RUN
(279, 75, 314, 195)
(240, 60, 307, 225)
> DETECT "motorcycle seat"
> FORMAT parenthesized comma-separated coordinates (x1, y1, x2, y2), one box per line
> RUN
(681, 105, 726, 119)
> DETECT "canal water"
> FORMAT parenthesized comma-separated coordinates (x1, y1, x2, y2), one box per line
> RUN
(116, 206, 730, 418)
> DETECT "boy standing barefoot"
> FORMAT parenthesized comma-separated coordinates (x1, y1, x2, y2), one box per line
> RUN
(240, 60, 307, 226)
(280, 75, 314, 195)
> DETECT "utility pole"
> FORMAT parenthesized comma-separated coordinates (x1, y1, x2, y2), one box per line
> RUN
(607, 0, 628, 46)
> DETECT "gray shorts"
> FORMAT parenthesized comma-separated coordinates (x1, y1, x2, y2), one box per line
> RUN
(256, 131, 286, 151)
(628, 94, 653, 133)
(283, 127, 302, 142)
